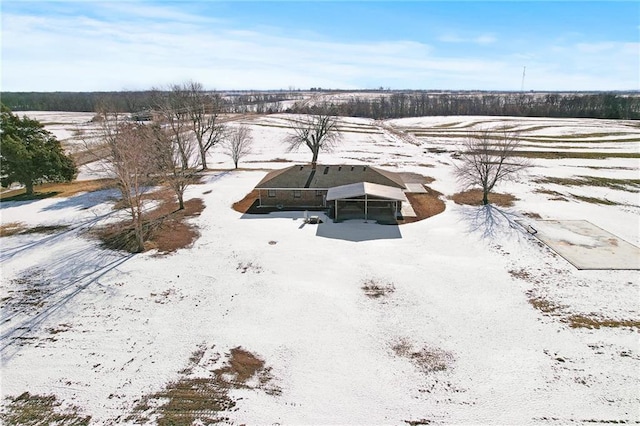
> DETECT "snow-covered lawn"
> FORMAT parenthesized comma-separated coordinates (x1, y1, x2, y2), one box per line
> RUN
(1, 113, 638, 424)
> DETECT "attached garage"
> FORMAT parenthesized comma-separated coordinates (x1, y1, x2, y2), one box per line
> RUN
(326, 182, 408, 224)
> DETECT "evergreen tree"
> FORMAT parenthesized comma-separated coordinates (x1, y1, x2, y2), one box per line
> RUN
(1, 104, 77, 195)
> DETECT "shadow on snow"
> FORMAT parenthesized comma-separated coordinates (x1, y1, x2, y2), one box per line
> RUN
(240, 210, 402, 242)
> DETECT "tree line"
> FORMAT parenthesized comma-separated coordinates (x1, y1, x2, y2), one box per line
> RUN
(289, 92, 640, 120)
(0, 90, 300, 114)
(2, 90, 638, 120)
(1, 81, 256, 252)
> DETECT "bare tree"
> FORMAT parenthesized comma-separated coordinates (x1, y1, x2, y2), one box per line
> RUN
(183, 81, 226, 170)
(149, 123, 199, 210)
(151, 86, 206, 210)
(85, 112, 158, 252)
(285, 114, 342, 169)
(223, 125, 253, 169)
(454, 128, 530, 205)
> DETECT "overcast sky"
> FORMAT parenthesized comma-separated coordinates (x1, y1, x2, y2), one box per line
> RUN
(2, 1, 638, 92)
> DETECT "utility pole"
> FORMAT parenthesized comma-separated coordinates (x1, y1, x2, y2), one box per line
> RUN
(521, 66, 526, 92)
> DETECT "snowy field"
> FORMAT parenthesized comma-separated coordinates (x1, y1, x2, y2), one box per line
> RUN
(1, 112, 639, 424)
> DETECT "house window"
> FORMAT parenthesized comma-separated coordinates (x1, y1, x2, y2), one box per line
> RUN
(316, 190, 324, 197)
(293, 190, 302, 198)
(267, 189, 276, 197)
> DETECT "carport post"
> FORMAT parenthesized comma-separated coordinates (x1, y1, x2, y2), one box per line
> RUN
(364, 194, 368, 221)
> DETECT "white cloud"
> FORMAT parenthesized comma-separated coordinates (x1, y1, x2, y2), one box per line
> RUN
(1, 4, 637, 91)
(438, 33, 497, 45)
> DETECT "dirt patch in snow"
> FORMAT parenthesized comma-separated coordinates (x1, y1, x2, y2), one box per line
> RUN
(392, 338, 454, 373)
(0, 223, 70, 238)
(128, 345, 280, 424)
(535, 188, 569, 201)
(450, 189, 518, 207)
(237, 261, 263, 274)
(0, 178, 114, 202)
(402, 189, 446, 223)
(570, 194, 619, 205)
(2, 268, 53, 316)
(533, 176, 640, 192)
(1, 392, 91, 425)
(0, 222, 27, 237)
(564, 315, 640, 330)
(524, 290, 639, 330)
(362, 279, 395, 299)
(96, 195, 204, 254)
(404, 419, 432, 426)
(232, 189, 259, 213)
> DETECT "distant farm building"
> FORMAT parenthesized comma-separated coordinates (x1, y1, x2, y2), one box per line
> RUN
(254, 164, 409, 222)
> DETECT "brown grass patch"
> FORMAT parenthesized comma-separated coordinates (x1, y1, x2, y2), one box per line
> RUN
(535, 189, 570, 202)
(534, 176, 640, 192)
(514, 151, 640, 160)
(1, 224, 70, 238)
(564, 315, 640, 330)
(403, 189, 445, 223)
(20, 225, 70, 235)
(522, 212, 542, 219)
(0, 179, 115, 202)
(526, 291, 638, 330)
(97, 195, 204, 254)
(257, 157, 291, 163)
(571, 194, 619, 205)
(527, 294, 566, 315)
(392, 339, 454, 373)
(1, 392, 91, 425)
(232, 189, 259, 213)
(508, 269, 533, 280)
(70, 144, 110, 167)
(362, 278, 395, 299)
(2, 268, 52, 316)
(148, 198, 204, 254)
(216, 347, 267, 383)
(405, 420, 432, 426)
(450, 189, 518, 207)
(128, 346, 279, 424)
(0, 222, 27, 237)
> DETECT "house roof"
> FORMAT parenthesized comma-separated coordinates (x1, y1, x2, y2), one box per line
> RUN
(326, 182, 409, 202)
(255, 164, 406, 189)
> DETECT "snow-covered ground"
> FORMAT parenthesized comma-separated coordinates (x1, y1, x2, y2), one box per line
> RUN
(1, 113, 639, 424)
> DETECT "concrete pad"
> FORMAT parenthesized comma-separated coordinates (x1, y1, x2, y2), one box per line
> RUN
(522, 220, 640, 270)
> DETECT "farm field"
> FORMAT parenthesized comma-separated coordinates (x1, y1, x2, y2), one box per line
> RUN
(1, 112, 639, 424)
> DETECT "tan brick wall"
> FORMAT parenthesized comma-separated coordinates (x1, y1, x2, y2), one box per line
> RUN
(259, 189, 327, 208)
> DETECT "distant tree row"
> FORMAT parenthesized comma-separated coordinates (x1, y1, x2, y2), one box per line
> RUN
(0, 91, 300, 114)
(288, 92, 640, 120)
(1, 90, 638, 119)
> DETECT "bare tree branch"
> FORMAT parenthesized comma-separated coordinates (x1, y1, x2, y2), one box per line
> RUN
(149, 123, 199, 210)
(182, 81, 226, 170)
(454, 128, 530, 205)
(284, 114, 342, 168)
(83, 111, 159, 252)
(222, 125, 253, 169)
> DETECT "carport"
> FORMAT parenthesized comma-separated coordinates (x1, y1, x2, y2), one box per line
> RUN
(326, 182, 408, 223)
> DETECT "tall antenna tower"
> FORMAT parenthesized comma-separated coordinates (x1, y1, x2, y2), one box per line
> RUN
(521, 66, 526, 91)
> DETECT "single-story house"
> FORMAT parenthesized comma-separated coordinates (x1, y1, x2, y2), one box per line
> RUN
(254, 164, 409, 222)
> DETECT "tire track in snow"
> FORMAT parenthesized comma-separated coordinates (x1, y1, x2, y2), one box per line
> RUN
(0, 212, 134, 363)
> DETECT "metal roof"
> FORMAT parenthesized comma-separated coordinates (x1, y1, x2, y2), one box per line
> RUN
(326, 182, 409, 202)
(255, 164, 406, 189)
